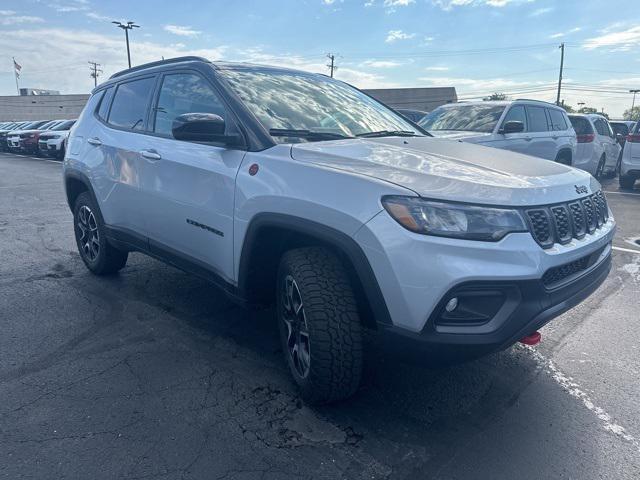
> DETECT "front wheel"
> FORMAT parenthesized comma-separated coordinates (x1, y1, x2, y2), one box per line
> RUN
(277, 247, 363, 405)
(73, 192, 128, 275)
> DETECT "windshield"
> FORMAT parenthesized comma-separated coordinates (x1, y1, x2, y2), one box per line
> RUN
(419, 104, 505, 133)
(51, 120, 75, 131)
(219, 67, 422, 142)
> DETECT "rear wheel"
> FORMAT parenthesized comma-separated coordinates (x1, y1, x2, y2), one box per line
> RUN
(554, 151, 571, 166)
(619, 174, 635, 190)
(595, 155, 606, 179)
(277, 247, 363, 405)
(73, 192, 128, 275)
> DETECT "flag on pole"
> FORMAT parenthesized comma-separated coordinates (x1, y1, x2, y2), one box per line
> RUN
(13, 58, 21, 78)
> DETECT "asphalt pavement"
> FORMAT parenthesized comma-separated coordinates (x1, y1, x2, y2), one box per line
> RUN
(1, 151, 639, 479)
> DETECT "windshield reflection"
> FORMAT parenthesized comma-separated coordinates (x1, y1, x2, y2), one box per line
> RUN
(419, 104, 505, 133)
(219, 67, 422, 142)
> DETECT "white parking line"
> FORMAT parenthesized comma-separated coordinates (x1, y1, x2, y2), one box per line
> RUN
(523, 345, 640, 453)
(613, 245, 640, 254)
(603, 190, 639, 196)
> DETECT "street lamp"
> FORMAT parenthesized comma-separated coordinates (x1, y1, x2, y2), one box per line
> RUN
(112, 21, 140, 69)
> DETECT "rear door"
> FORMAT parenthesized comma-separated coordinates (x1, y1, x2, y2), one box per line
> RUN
(594, 118, 618, 168)
(136, 70, 246, 282)
(87, 76, 157, 235)
(524, 105, 556, 159)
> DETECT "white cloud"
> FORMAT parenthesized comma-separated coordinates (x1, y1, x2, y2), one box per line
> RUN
(424, 66, 449, 71)
(48, 1, 89, 13)
(384, 0, 415, 6)
(163, 24, 202, 37)
(385, 29, 416, 43)
(431, 0, 526, 10)
(361, 59, 404, 68)
(0, 14, 44, 25)
(549, 27, 581, 39)
(86, 12, 112, 22)
(584, 25, 640, 50)
(530, 7, 553, 17)
(0, 28, 226, 93)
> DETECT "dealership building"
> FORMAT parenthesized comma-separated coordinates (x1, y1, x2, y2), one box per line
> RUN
(0, 86, 456, 122)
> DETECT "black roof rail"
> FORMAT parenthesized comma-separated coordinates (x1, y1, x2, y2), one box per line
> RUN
(109, 56, 210, 79)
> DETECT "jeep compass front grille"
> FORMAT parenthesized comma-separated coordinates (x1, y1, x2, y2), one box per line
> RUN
(526, 191, 609, 249)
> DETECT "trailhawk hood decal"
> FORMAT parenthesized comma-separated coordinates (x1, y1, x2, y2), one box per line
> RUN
(290, 137, 597, 206)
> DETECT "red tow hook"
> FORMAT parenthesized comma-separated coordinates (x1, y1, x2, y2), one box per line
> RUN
(519, 331, 541, 346)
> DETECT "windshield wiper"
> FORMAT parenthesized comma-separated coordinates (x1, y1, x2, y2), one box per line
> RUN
(356, 130, 420, 138)
(269, 128, 353, 141)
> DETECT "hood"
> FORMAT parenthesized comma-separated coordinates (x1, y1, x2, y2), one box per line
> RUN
(427, 130, 493, 143)
(290, 136, 598, 206)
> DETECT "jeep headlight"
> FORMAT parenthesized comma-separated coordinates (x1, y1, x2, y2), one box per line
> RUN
(382, 196, 527, 241)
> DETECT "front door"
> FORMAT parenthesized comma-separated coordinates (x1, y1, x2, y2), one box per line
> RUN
(137, 71, 245, 283)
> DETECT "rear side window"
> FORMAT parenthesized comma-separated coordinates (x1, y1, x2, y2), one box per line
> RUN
(526, 106, 549, 132)
(108, 77, 156, 130)
(569, 116, 593, 135)
(547, 109, 567, 131)
(501, 105, 527, 131)
(594, 119, 607, 136)
(153, 73, 226, 137)
(611, 123, 629, 136)
(96, 87, 113, 121)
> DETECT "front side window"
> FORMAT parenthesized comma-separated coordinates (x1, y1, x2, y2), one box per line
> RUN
(526, 106, 549, 132)
(420, 104, 505, 133)
(501, 105, 527, 131)
(153, 73, 226, 137)
(219, 67, 421, 142)
(108, 77, 155, 130)
(547, 109, 567, 131)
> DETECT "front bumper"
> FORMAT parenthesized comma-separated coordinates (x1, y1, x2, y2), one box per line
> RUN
(355, 208, 615, 359)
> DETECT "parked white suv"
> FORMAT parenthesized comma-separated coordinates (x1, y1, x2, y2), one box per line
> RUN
(419, 99, 577, 165)
(63, 57, 615, 403)
(568, 114, 621, 178)
(619, 120, 640, 189)
(38, 119, 76, 159)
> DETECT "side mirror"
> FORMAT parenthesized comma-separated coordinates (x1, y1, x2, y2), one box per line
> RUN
(171, 113, 242, 146)
(616, 133, 624, 143)
(499, 121, 524, 134)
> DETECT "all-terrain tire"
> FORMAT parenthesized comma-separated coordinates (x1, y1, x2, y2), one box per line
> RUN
(277, 247, 363, 405)
(73, 191, 128, 275)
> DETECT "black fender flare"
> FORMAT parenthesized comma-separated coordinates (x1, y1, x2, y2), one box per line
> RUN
(238, 213, 392, 327)
(63, 169, 98, 211)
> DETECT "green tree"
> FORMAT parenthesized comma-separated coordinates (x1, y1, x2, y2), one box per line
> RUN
(623, 106, 640, 121)
(561, 104, 575, 113)
(483, 92, 507, 101)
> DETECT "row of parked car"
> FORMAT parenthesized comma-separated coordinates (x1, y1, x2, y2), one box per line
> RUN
(0, 118, 76, 159)
(416, 99, 638, 189)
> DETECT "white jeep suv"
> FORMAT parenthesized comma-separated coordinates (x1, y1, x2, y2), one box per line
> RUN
(619, 120, 640, 189)
(419, 99, 577, 165)
(63, 58, 614, 404)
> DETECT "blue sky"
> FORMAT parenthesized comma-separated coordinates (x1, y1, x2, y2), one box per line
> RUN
(0, 0, 639, 116)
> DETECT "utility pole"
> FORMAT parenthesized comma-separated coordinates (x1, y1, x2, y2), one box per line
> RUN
(630, 89, 640, 118)
(88, 61, 103, 88)
(112, 21, 140, 68)
(556, 43, 564, 106)
(326, 53, 337, 78)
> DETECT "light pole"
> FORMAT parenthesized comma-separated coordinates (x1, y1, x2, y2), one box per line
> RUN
(630, 89, 640, 119)
(112, 21, 140, 69)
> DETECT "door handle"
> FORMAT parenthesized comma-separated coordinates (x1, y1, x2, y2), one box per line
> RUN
(552, 136, 559, 140)
(524, 136, 532, 141)
(87, 137, 102, 146)
(140, 149, 161, 160)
